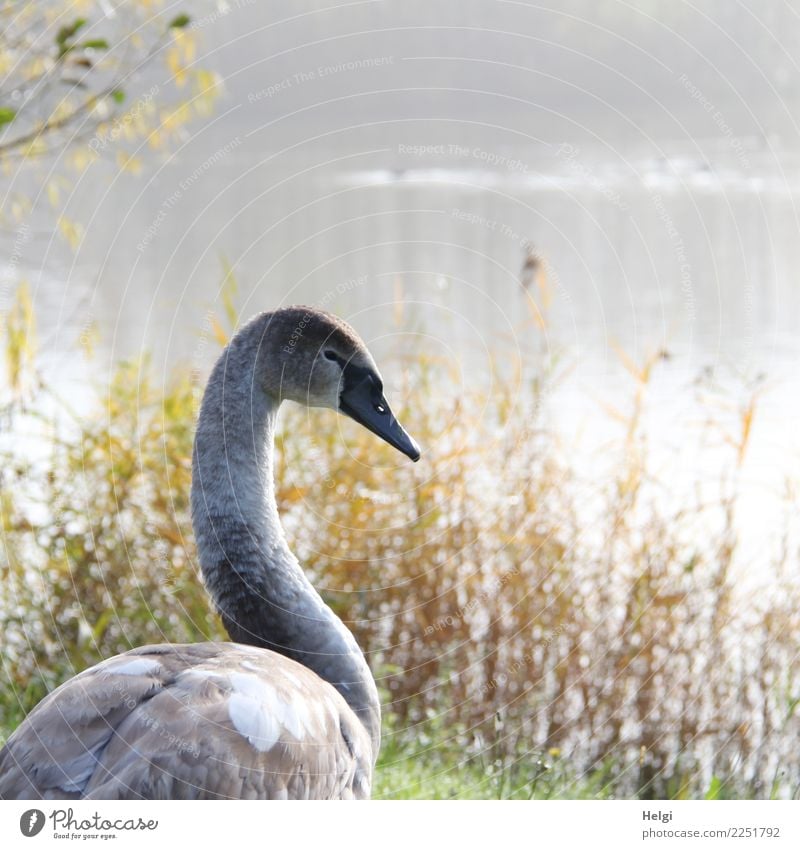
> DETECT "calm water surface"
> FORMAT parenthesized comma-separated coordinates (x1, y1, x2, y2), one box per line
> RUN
(2, 1, 799, 581)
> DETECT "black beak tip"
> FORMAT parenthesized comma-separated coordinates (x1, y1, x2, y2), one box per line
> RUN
(398, 431, 421, 462)
(338, 379, 422, 462)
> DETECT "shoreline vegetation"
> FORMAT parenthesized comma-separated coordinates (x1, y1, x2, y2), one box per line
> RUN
(1, 283, 798, 799)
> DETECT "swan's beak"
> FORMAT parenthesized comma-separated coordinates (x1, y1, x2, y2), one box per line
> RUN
(339, 375, 421, 462)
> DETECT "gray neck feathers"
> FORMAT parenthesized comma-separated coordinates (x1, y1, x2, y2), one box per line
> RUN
(190, 319, 380, 755)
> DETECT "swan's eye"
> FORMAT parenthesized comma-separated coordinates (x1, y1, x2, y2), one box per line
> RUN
(323, 350, 338, 362)
(374, 402, 387, 415)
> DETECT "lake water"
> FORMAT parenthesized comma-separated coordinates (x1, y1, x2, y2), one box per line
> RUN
(2, 0, 798, 580)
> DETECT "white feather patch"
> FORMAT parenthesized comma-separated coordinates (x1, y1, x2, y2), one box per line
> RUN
(102, 657, 162, 677)
(325, 698, 340, 725)
(237, 645, 267, 657)
(227, 673, 288, 751)
(291, 695, 314, 738)
(280, 669, 303, 688)
(180, 668, 224, 687)
(309, 701, 327, 731)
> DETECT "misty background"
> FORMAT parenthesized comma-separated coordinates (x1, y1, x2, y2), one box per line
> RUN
(3, 0, 800, 574)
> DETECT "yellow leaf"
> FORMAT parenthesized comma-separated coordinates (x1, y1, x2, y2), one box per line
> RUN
(69, 148, 93, 172)
(166, 47, 186, 86)
(524, 295, 546, 330)
(611, 340, 644, 382)
(58, 216, 84, 250)
(738, 398, 756, 465)
(220, 259, 239, 329)
(3, 281, 36, 395)
(147, 128, 165, 150)
(47, 181, 60, 208)
(174, 29, 197, 64)
(209, 316, 228, 347)
(116, 151, 142, 174)
(194, 69, 220, 97)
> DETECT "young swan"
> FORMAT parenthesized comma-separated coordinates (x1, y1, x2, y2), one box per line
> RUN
(0, 307, 420, 800)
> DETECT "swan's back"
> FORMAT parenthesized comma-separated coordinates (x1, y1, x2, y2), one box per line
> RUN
(0, 643, 372, 800)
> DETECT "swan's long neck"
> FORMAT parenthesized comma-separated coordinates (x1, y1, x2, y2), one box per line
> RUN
(190, 336, 380, 755)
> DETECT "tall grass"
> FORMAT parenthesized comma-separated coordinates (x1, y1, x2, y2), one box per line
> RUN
(1, 285, 798, 799)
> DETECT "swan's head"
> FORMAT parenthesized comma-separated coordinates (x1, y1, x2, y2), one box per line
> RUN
(256, 306, 420, 462)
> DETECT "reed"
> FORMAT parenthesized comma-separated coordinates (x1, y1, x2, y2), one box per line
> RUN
(1, 285, 798, 799)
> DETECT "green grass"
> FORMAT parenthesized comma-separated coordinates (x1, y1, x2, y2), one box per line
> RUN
(0, 709, 789, 800)
(374, 735, 615, 799)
